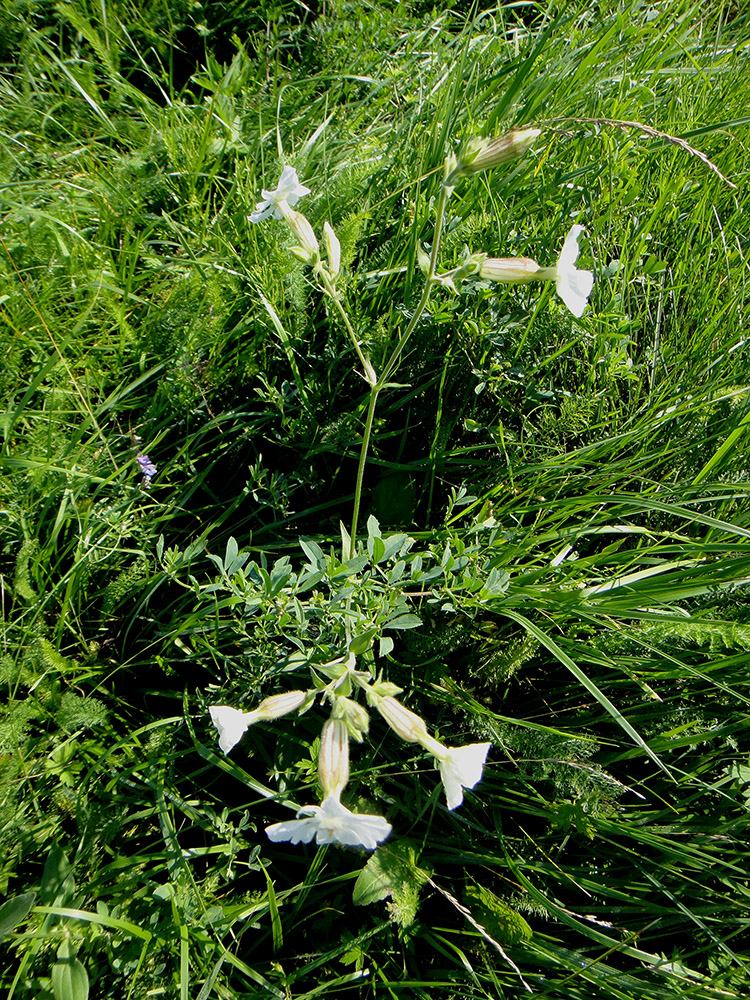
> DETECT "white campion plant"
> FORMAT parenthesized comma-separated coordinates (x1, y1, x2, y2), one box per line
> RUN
(205, 133, 600, 850)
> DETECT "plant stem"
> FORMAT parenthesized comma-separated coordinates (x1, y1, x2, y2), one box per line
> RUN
(380, 181, 451, 385)
(321, 272, 377, 386)
(348, 384, 381, 559)
(346, 179, 452, 560)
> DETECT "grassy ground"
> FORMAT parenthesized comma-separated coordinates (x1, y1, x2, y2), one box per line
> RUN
(1, 0, 750, 997)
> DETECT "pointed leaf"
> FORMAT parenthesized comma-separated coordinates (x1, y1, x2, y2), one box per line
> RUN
(0, 892, 36, 940)
(40, 846, 74, 906)
(383, 614, 422, 630)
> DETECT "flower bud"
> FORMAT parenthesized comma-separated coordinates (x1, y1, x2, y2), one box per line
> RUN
(456, 128, 540, 178)
(323, 221, 341, 275)
(367, 678, 403, 702)
(284, 207, 319, 264)
(318, 718, 350, 799)
(255, 690, 308, 720)
(332, 696, 370, 742)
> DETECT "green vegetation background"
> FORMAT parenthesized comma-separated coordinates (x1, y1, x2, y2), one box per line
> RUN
(1, 0, 749, 997)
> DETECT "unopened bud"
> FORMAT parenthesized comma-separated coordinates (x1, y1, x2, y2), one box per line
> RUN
(456, 128, 541, 178)
(332, 696, 370, 742)
(318, 718, 350, 798)
(323, 221, 341, 275)
(285, 208, 319, 264)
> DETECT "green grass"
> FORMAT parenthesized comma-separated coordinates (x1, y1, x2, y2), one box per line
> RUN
(1, 0, 750, 997)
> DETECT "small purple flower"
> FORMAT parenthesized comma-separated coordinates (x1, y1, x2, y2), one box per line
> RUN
(136, 453, 157, 486)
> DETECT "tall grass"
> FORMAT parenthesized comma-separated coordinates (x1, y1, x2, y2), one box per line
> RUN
(1, 0, 749, 997)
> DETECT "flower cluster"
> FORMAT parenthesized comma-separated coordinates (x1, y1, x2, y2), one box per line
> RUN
(250, 144, 593, 319)
(248, 165, 340, 274)
(136, 453, 157, 487)
(208, 656, 492, 849)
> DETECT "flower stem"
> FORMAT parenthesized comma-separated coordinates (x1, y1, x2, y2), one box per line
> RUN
(347, 179, 452, 560)
(348, 384, 380, 559)
(380, 181, 451, 385)
(321, 272, 377, 386)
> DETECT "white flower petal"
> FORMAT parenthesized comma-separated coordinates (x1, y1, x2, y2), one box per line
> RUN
(248, 201, 274, 224)
(265, 795, 391, 849)
(249, 166, 311, 225)
(556, 267, 594, 318)
(209, 705, 256, 754)
(557, 224, 585, 271)
(266, 811, 322, 844)
(554, 225, 593, 318)
(274, 165, 311, 205)
(437, 743, 491, 810)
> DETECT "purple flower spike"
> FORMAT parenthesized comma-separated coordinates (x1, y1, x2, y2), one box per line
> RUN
(136, 453, 157, 485)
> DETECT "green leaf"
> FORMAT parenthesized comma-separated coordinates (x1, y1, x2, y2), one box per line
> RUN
(260, 862, 283, 954)
(349, 629, 378, 655)
(299, 537, 325, 569)
(40, 846, 74, 907)
(378, 636, 394, 658)
(0, 892, 36, 940)
(52, 958, 89, 1000)
(353, 840, 427, 928)
(383, 613, 422, 630)
(465, 883, 532, 946)
(371, 535, 386, 564)
(381, 533, 410, 562)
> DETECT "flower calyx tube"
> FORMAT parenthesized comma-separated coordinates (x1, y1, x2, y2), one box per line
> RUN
(318, 717, 350, 799)
(446, 128, 541, 185)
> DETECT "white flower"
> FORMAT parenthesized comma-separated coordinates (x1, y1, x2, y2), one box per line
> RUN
(434, 742, 491, 810)
(209, 691, 307, 754)
(553, 225, 594, 318)
(266, 794, 391, 849)
(248, 165, 311, 224)
(209, 705, 256, 754)
(477, 226, 593, 318)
